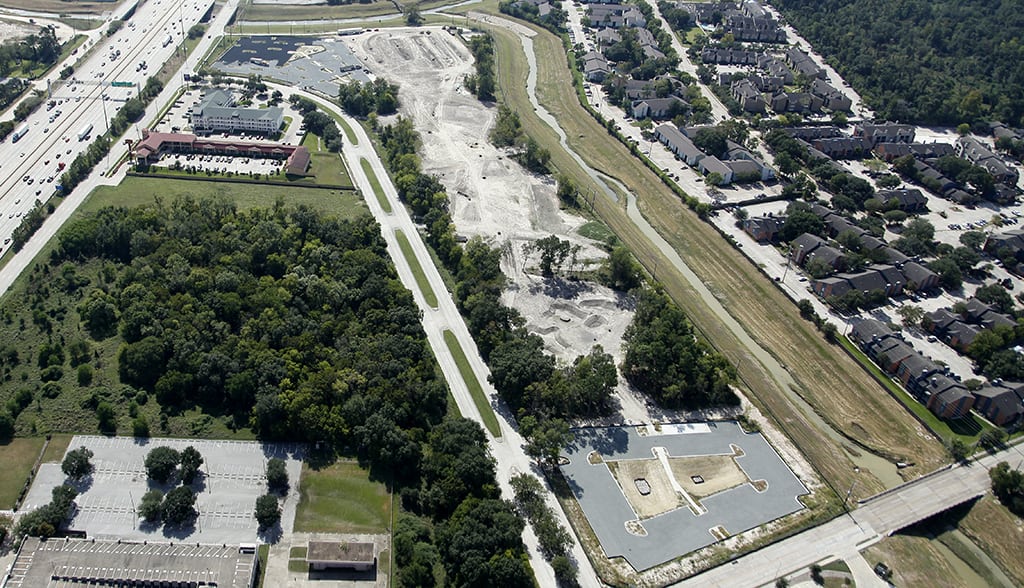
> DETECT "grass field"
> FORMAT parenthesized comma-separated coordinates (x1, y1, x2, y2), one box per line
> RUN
(0, 437, 44, 509)
(361, 158, 392, 213)
(442, 330, 500, 437)
(294, 460, 391, 534)
(85, 177, 364, 219)
(241, 1, 399, 22)
(476, 12, 947, 500)
(40, 434, 73, 463)
(395, 229, 438, 308)
(577, 220, 614, 244)
(958, 496, 1024, 585)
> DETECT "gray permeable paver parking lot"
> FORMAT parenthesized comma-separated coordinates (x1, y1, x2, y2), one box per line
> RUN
(24, 436, 304, 544)
(560, 422, 808, 571)
(214, 36, 369, 97)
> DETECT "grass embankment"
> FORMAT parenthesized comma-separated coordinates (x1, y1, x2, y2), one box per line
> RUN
(477, 14, 947, 501)
(442, 330, 500, 437)
(0, 437, 45, 509)
(838, 336, 991, 445)
(395, 229, 438, 308)
(361, 158, 392, 213)
(958, 496, 1024, 586)
(294, 460, 391, 534)
(301, 132, 354, 187)
(241, 1, 399, 22)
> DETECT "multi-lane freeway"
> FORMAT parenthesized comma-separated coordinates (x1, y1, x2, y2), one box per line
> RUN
(0, 0, 214, 253)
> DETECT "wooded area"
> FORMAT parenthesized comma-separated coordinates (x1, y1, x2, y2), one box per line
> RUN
(775, 0, 1024, 126)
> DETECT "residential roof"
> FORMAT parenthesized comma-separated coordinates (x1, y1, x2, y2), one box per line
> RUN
(791, 232, 828, 253)
(899, 261, 937, 287)
(700, 155, 733, 177)
(851, 319, 894, 344)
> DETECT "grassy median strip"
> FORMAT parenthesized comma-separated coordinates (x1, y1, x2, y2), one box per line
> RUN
(361, 158, 392, 213)
(443, 329, 501, 437)
(395, 229, 438, 308)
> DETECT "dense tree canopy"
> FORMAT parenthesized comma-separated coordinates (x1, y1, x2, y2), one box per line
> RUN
(49, 199, 447, 445)
(775, 0, 1024, 126)
(622, 288, 738, 409)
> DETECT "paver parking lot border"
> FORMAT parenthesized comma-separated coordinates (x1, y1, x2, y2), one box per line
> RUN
(560, 421, 808, 571)
(23, 436, 305, 544)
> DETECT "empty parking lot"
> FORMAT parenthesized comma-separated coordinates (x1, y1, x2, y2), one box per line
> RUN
(23, 436, 304, 544)
(560, 422, 808, 571)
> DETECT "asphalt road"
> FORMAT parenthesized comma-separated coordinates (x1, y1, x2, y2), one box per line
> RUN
(288, 85, 603, 588)
(676, 443, 1022, 587)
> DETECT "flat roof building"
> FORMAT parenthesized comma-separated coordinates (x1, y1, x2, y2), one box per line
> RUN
(4, 537, 258, 588)
(191, 88, 284, 134)
(307, 541, 376, 572)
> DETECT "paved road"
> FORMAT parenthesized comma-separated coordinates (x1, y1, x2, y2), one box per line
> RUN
(278, 85, 604, 588)
(676, 444, 1021, 587)
(645, 0, 730, 122)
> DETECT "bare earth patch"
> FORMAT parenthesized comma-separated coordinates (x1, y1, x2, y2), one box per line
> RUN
(607, 458, 681, 519)
(667, 455, 748, 500)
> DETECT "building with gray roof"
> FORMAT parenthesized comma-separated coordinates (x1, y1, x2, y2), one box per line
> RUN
(191, 88, 284, 134)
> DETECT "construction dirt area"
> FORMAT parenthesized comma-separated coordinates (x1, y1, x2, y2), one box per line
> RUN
(348, 27, 660, 420)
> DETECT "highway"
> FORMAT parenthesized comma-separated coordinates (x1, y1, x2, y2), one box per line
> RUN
(0, 0, 214, 254)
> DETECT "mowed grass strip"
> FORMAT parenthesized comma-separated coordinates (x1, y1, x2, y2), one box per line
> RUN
(442, 330, 501, 437)
(394, 230, 438, 308)
(0, 438, 45, 509)
(838, 336, 991, 445)
(360, 158, 392, 213)
(479, 16, 947, 494)
(84, 177, 364, 218)
(294, 460, 391, 534)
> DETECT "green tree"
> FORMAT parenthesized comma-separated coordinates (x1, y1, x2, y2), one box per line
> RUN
(162, 486, 197, 525)
(437, 498, 530, 587)
(144, 446, 180, 484)
(606, 246, 642, 291)
(266, 457, 289, 492)
(254, 493, 281, 529)
(96, 401, 116, 433)
(77, 364, 93, 386)
(990, 461, 1024, 516)
(522, 417, 572, 466)
(179, 446, 204, 485)
(531, 235, 573, 276)
(132, 415, 150, 438)
(61, 446, 94, 480)
(138, 489, 163, 523)
(959, 230, 987, 250)
(897, 304, 924, 328)
(976, 284, 1015, 314)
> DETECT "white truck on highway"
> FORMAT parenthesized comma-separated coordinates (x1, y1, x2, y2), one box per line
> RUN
(162, 34, 173, 48)
(10, 124, 28, 143)
(78, 123, 93, 141)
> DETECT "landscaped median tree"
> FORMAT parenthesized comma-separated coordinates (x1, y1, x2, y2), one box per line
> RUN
(144, 446, 180, 484)
(179, 446, 204, 484)
(61, 446, 95, 480)
(266, 457, 288, 492)
(254, 494, 281, 530)
(161, 486, 197, 526)
(138, 489, 163, 523)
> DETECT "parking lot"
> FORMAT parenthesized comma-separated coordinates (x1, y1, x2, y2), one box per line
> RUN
(214, 35, 370, 98)
(24, 436, 305, 543)
(561, 422, 808, 571)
